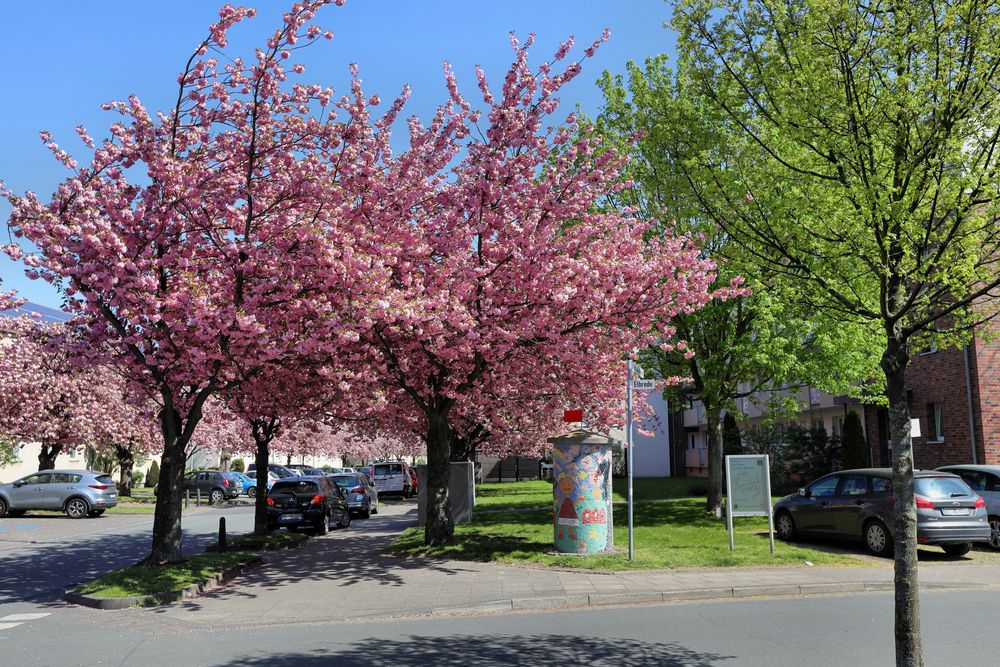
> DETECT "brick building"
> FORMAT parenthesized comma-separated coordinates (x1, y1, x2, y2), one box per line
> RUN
(867, 322, 1000, 468)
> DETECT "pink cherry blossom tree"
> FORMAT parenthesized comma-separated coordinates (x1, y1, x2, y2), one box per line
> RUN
(364, 34, 717, 545)
(0, 317, 105, 470)
(88, 375, 162, 496)
(2, 1, 397, 563)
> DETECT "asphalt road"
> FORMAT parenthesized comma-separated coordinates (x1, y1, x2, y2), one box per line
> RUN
(0, 588, 995, 666)
(0, 504, 256, 607)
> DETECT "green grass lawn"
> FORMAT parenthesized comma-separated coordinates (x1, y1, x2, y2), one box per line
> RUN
(474, 476, 707, 512)
(388, 479, 861, 570)
(73, 551, 257, 599)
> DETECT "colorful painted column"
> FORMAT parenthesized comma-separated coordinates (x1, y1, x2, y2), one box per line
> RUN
(547, 430, 621, 554)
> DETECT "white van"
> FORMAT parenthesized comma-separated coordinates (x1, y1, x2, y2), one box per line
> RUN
(371, 461, 414, 497)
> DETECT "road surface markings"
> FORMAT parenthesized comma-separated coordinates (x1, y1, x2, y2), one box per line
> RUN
(0, 613, 50, 632)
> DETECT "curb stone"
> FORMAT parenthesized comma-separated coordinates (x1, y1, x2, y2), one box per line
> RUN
(423, 581, 1000, 618)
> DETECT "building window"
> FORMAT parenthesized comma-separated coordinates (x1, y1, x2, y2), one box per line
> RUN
(927, 403, 944, 442)
(811, 418, 825, 433)
(688, 433, 697, 450)
(832, 416, 844, 438)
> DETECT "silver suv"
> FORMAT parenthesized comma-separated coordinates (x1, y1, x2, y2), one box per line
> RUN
(0, 469, 118, 519)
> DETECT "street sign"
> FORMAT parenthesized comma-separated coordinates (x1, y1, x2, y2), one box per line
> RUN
(630, 379, 655, 391)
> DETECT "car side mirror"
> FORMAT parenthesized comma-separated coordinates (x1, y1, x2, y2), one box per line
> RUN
(799, 488, 810, 498)
(12, 481, 23, 488)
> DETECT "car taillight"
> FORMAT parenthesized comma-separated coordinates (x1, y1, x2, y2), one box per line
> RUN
(975, 496, 986, 509)
(267, 497, 274, 506)
(88, 485, 111, 490)
(915, 496, 935, 509)
(311, 494, 325, 505)
(350, 487, 364, 494)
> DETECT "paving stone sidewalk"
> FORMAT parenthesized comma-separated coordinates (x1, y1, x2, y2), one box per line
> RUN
(117, 502, 1000, 632)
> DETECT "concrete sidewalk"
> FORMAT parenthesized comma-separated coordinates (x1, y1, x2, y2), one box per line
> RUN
(107, 501, 1000, 632)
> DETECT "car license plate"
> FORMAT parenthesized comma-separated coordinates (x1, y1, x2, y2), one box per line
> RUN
(279, 513, 302, 523)
(109, 494, 117, 499)
(942, 508, 971, 516)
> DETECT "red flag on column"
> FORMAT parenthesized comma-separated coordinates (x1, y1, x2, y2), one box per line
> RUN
(563, 409, 583, 422)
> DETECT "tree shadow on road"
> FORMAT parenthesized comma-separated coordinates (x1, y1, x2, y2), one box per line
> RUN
(213, 633, 735, 666)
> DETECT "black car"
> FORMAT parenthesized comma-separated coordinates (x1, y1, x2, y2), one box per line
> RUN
(266, 476, 351, 534)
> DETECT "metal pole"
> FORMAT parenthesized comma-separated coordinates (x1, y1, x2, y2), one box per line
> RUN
(627, 361, 634, 561)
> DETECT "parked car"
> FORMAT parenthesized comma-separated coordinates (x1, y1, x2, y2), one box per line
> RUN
(248, 463, 298, 478)
(371, 461, 414, 497)
(0, 469, 118, 519)
(266, 476, 351, 533)
(182, 470, 240, 503)
(230, 471, 261, 498)
(330, 473, 379, 518)
(286, 464, 325, 476)
(936, 464, 1000, 549)
(246, 469, 278, 491)
(773, 468, 989, 557)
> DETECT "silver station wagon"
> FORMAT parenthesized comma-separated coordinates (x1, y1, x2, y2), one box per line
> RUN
(773, 468, 989, 557)
(0, 469, 118, 518)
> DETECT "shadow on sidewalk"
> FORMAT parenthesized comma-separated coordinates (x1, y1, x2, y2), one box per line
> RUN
(214, 634, 734, 666)
(164, 507, 473, 611)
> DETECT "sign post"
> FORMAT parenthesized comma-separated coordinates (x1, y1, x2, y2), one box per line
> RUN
(724, 454, 775, 554)
(626, 362, 635, 561)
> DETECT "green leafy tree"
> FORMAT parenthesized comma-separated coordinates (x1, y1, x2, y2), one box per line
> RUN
(673, 1, 1000, 662)
(145, 460, 160, 489)
(841, 412, 869, 470)
(722, 412, 743, 458)
(596, 57, 874, 516)
(0, 436, 20, 468)
(231, 458, 245, 473)
(784, 424, 841, 482)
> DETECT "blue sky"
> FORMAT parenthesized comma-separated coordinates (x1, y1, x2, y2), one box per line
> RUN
(1, 1, 676, 309)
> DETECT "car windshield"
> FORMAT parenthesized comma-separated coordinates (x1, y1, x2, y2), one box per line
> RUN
(916, 477, 972, 499)
(272, 481, 319, 495)
(332, 475, 360, 488)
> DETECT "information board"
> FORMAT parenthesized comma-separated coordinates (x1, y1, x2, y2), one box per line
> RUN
(725, 454, 775, 553)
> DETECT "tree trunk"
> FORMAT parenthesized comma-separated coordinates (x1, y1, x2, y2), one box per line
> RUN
(253, 437, 272, 535)
(37, 442, 61, 471)
(424, 410, 454, 546)
(115, 445, 135, 497)
(705, 405, 724, 517)
(148, 406, 187, 564)
(883, 341, 922, 667)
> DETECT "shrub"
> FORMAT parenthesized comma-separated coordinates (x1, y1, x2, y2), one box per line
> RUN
(231, 458, 245, 473)
(841, 411, 869, 469)
(132, 470, 144, 487)
(146, 460, 160, 488)
(784, 424, 842, 482)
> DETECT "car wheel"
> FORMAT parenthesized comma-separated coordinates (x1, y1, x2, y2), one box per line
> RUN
(210, 489, 224, 504)
(87, 509, 105, 518)
(372, 500, 378, 515)
(988, 516, 1000, 550)
(0, 497, 7, 518)
(775, 511, 797, 541)
(336, 508, 351, 529)
(864, 519, 893, 557)
(317, 511, 330, 535)
(248, 487, 257, 498)
(942, 543, 972, 557)
(65, 498, 90, 519)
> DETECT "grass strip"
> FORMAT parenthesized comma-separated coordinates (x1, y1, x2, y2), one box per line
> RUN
(73, 551, 256, 599)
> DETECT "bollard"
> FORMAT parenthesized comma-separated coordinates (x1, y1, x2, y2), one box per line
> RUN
(185, 489, 190, 509)
(197, 488, 201, 506)
(218, 517, 227, 553)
